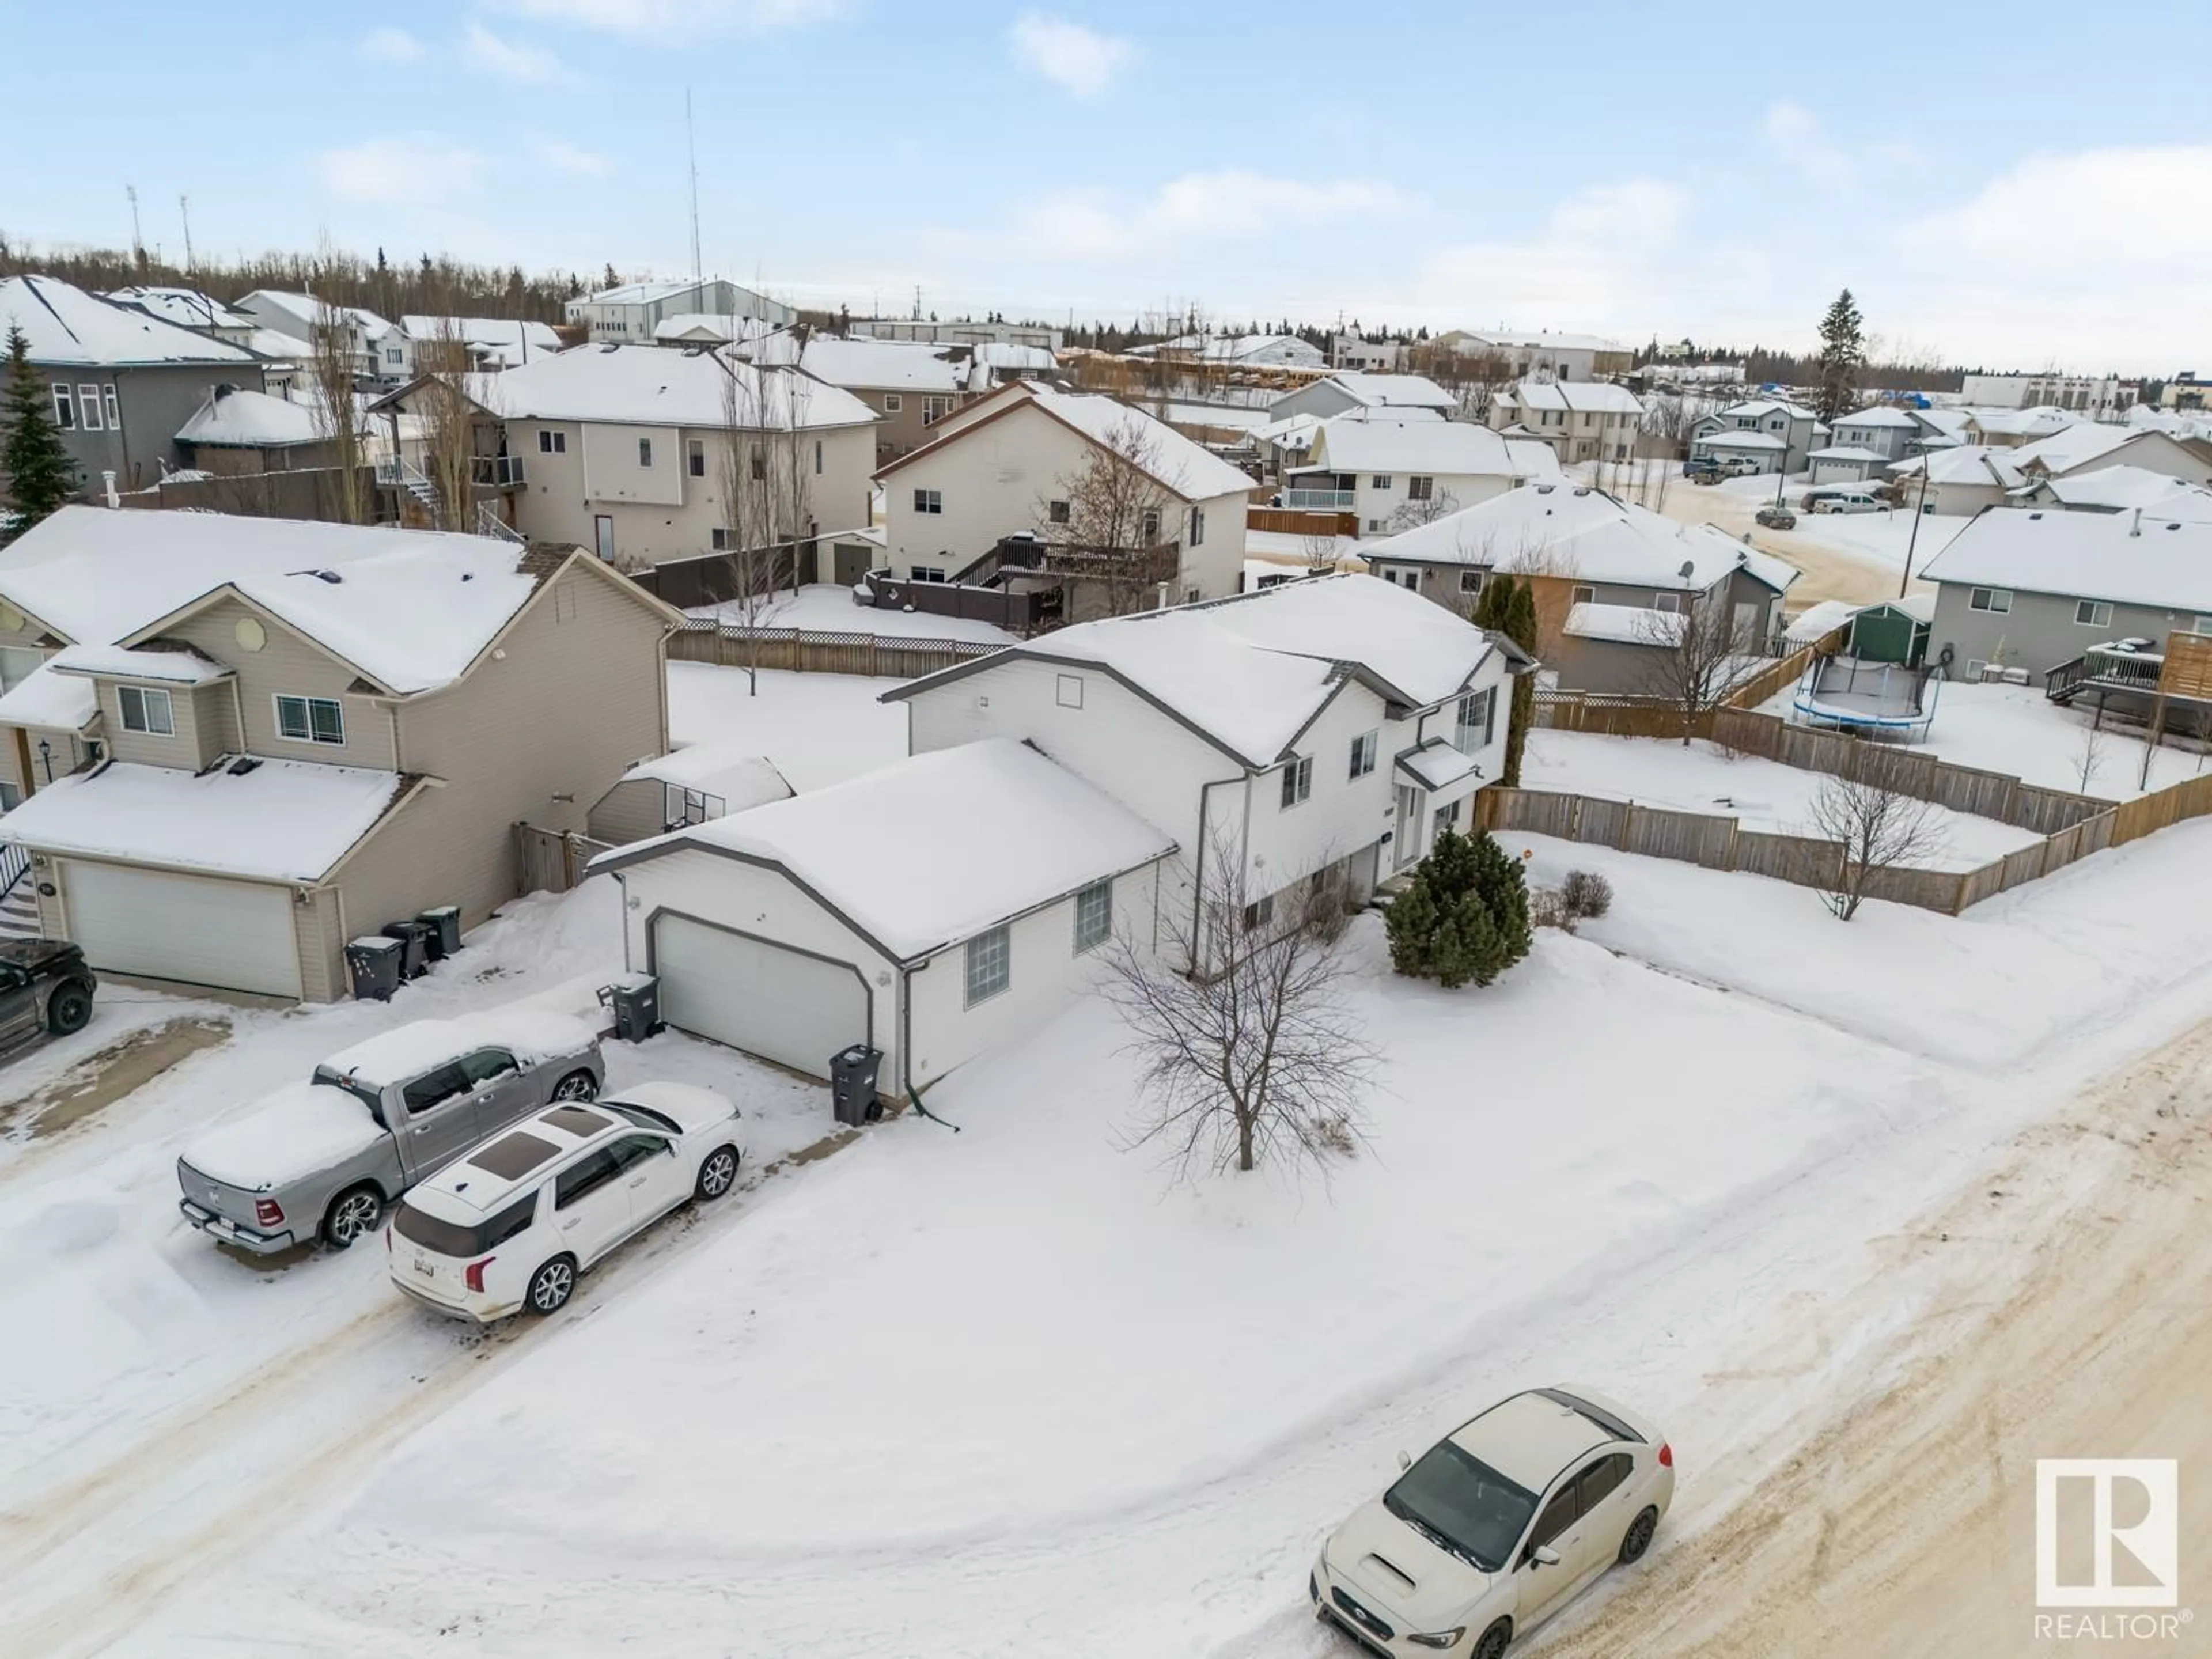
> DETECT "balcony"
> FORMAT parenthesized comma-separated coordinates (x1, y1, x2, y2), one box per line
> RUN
(1281, 488, 1355, 510)
(472, 454, 527, 489)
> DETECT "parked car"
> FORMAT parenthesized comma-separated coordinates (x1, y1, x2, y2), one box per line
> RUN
(1681, 458, 1721, 481)
(1719, 455, 1764, 476)
(1753, 505, 1797, 530)
(387, 1082, 746, 1321)
(176, 1011, 605, 1254)
(1810, 492, 1883, 514)
(0, 939, 97, 1054)
(1310, 1387, 1673, 1658)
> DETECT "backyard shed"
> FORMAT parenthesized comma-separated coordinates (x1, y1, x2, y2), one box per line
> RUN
(1847, 594, 1935, 666)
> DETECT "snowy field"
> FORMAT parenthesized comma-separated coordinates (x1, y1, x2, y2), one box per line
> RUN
(9, 796, 2212, 1653)
(665, 663, 910, 793)
(1760, 676, 2205, 800)
(686, 582, 1017, 645)
(1521, 729, 2042, 869)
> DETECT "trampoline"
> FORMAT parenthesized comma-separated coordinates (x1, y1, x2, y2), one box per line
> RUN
(1789, 653, 1940, 740)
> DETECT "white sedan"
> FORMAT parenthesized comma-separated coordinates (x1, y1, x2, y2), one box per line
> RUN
(387, 1081, 747, 1322)
(1312, 1388, 1673, 1657)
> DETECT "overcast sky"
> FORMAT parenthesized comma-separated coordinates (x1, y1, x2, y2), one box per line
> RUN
(6, 2, 2209, 373)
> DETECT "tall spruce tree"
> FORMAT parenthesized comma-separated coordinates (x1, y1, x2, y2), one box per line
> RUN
(1471, 575, 1541, 786)
(1815, 289, 1866, 423)
(0, 328, 76, 529)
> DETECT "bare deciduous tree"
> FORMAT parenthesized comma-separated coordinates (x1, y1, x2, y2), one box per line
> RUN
(1384, 488, 1460, 533)
(1632, 591, 1769, 743)
(1099, 844, 1376, 1179)
(717, 357, 813, 695)
(306, 298, 367, 524)
(1807, 756, 1945, 921)
(414, 316, 476, 532)
(1040, 414, 1183, 616)
(2073, 719, 2109, 795)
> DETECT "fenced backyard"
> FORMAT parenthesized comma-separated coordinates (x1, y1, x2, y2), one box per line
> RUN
(666, 620, 1001, 679)
(514, 824, 616, 896)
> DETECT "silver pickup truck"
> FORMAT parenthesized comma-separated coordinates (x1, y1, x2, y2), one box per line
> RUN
(176, 1010, 605, 1253)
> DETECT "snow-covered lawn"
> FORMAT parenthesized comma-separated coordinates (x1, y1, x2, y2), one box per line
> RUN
(1521, 729, 2043, 869)
(1758, 676, 2203, 800)
(687, 582, 1016, 645)
(665, 663, 910, 793)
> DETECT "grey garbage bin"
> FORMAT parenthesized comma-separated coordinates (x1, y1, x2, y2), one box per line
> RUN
(382, 920, 434, 979)
(596, 974, 661, 1043)
(346, 935, 406, 1002)
(830, 1044, 883, 1127)
(416, 904, 462, 961)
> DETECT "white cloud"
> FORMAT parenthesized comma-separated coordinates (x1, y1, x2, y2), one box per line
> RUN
(994, 169, 1412, 263)
(319, 136, 488, 205)
(531, 135, 613, 176)
(488, 0, 841, 37)
(357, 26, 424, 62)
(1763, 100, 1853, 189)
(461, 21, 578, 82)
(1007, 13, 1136, 98)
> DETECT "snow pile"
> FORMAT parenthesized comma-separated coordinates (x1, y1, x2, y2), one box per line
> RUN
(324, 1010, 601, 1088)
(178, 1083, 385, 1189)
(686, 583, 1016, 645)
(621, 744, 791, 813)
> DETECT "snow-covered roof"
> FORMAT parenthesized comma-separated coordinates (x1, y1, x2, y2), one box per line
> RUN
(1736, 544, 1801, 594)
(798, 337, 969, 393)
(1888, 445, 2025, 489)
(242, 327, 313, 362)
(492, 344, 876, 431)
(1453, 329, 1626, 353)
(599, 739, 1175, 962)
(1503, 438, 1564, 481)
(1190, 571, 1517, 708)
(2029, 467, 2212, 518)
(1566, 601, 1681, 646)
(0, 756, 404, 880)
(1884, 591, 1938, 623)
(1252, 411, 1322, 449)
(1134, 333, 1325, 367)
(1707, 398, 1815, 422)
(0, 664, 96, 731)
(0, 507, 571, 695)
(1921, 509, 2212, 611)
(1696, 430, 1787, 450)
(971, 342, 1056, 371)
(971, 385, 1255, 502)
(582, 278, 708, 306)
(620, 744, 792, 813)
(1969, 404, 2080, 439)
(1832, 406, 1921, 429)
(1396, 738, 1483, 791)
(1362, 482, 1762, 592)
(175, 387, 332, 448)
(399, 316, 562, 367)
(1806, 445, 1888, 463)
(1914, 408, 1975, 438)
(0, 275, 255, 367)
(237, 291, 391, 337)
(2010, 421, 2136, 474)
(103, 286, 254, 332)
(1300, 416, 1525, 479)
(1323, 372, 1456, 411)
(1498, 379, 1644, 415)
(1785, 597, 1858, 642)
(48, 643, 232, 685)
(653, 313, 777, 344)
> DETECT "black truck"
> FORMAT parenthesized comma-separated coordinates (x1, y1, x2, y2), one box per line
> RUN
(0, 940, 96, 1053)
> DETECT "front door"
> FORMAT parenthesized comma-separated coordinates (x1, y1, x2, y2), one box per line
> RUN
(1392, 784, 1422, 869)
(395, 1062, 483, 1176)
(594, 514, 616, 561)
(833, 541, 872, 585)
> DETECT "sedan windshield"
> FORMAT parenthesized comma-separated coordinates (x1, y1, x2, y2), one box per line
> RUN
(1385, 1442, 1539, 1573)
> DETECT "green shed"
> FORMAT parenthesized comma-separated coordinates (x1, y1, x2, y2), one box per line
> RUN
(1847, 594, 1934, 666)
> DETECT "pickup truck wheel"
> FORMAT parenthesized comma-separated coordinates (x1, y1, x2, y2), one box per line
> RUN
(694, 1145, 740, 1201)
(550, 1070, 598, 1103)
(44, 980, 93, 1036)
(321, 1184, 385, 1249)
(527, 1255, 576, 1315)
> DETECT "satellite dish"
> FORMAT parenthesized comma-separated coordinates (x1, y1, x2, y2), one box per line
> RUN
(1677, 559, 1695, 581)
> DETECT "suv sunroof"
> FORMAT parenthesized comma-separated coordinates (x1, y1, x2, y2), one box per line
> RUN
(467, 1130, 561, 1180)
(541, 1105, 611, 1138)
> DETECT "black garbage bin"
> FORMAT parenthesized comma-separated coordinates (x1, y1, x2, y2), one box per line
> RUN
(830, 1044, 883, 1127)
(345, 935, 406, 1002)
(416, 904, 462, 962)
(596, 974, 660, 1043)
(382, 919, 434, 980)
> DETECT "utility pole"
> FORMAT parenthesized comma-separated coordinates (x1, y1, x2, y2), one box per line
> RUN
(124, 184, 143, 263)
(684, 89, 703, 286)
(178, 195, 195, 274)
(1898, 444, 1934, 598)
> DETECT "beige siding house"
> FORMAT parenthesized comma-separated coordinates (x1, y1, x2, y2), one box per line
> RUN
(791, 336, 979, 465)
(0, 508, 679, 1001)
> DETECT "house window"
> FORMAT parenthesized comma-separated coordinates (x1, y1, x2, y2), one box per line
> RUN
(1652, 593, 1681, 613)
(687, 439, 705, 477)
(1048, 499, 1070, 525)
(883, 393, 903, 413)
(964, 923, 1010, 1007)
(102, 386, 119, 429)
(1188, 506, 1205, 546)
(117, 684, 174, 736)
(914, 488, 942, 515)
(2194, 616, 2212, 635)
(2074, 600, 2113, 628)
(711, 527, 730, 551)
(385, 347, 403, 366)
(1242, 892, 1275, 933)
(1140, 508, 1161, 543)
(274, 694, 344, 745)
(1969, 586, 2013, 614)
(1279, 754, 1313, 809)
(1571, 584, 1596, 605)
(908, 565, 946, 583)
(815, 440, 823, 476)
(537, 429, 566, 454)
(1055, 673, 1084, 709)
(1434, 800, 1461, 835)
(1073, 878, 1112, 955)
(1407, 476, 1434, 501)
(51, 384, 74, 430)
(638, 437, 653, 467)
(749, 448, 766, 482)
(0, 647, 40, 691)
(74, 383, 107, 431)
(1372, 475, 1393, 489)
(1459, 570, 1484, 595)
(1456, 688, 1495, 750)
(1349, 729, 1378, 779)
(922, 395, 951, 424)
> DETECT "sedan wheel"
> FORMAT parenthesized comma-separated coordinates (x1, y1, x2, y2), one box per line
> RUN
(1474, 1619, 1512, 1659)
(551, 1070, 597, 1103)
(45, 981, 93, 1036)
(1619, 1506, 1659, 1565)
(694, 1145, 740, 1202)
(528, 1256, 576, 1315)
(322, 1185, 384, 1249)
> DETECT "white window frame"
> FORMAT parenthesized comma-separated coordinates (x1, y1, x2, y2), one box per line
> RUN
(2074, 599, 2112, 628)
(102, 385, 119, 430)
(964, 923, 1010, 1007)
(1372, 475, 1393, 489)
(1140, 507, 1162, 543)
(1072, 879, 1112, 955)
(1242, 892, 1275, 934)
(78, 384, 101, 431)
(538, 429, 566, 454)
(1459, 570, 1484, 595)
(1188, 505, 1205, 547)
(908, 565, 946, 583)
(883, 393, 903, 412)
(637, 437, 653, 468)
(922, 395, 951, 424)
(1407, 475, 1434, 502)
(914, 488, 942, 515)
(711, 527, 730, 551)
(51, 383, 74, 430)
(1969, 586, 2013, 614)
(1349, 729, 1378, 779)
(1279, 754, 1313, 810)
(274, 693, 345, 745)
(117, 684, 174, 736)
(1055, 673, 1084, 709)
(1571, 583, 1596, 605)
(1456, 688, 1495, 751)
(687, 438, 705, 477)
(1652, 592, 1682, 613)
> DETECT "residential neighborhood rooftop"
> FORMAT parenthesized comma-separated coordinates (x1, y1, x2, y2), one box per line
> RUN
(1920, 507, 2212, 611)
(490, 343, 876, 431)
(0, 274, 255, 366)
(173, 386, 332, 448)
(1298, 416, 1528, 478)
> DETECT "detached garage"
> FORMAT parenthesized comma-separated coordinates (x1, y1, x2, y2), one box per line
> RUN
(593, 739, 1176, 1097)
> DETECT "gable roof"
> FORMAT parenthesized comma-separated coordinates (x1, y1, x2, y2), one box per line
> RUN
(1498, 379, 1644, 415)
(1696, 430, 1787, 450)
(1832, 405, 1921, 429)
(2025, 467, 2212, 518)
(0, 275, 256, 367)
(1919, 508, 2212, 611)
(797, 336, 969, 393)
(1968, 404, 2080, 439)
(2010, 421, 2136, 474)
(1704, 398, 1816, 423)
(1322, 372, 1456, 411)
(398, 315, 562, 366)
(103, 286, 255, 332)
(176, 387, 343, 448)
(237, 291, 392, 338)
(490, 343, 876, 430)
(1302, 416, 1527, 478)
(592, 739, 1175, 962)
(1888, 445, 2025, 488)
(876, 382, 1255, 501)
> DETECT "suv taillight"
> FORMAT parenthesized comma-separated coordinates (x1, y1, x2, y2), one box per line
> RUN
(464, 1257, 496, 1294)
(254, 1198, 285, 1229)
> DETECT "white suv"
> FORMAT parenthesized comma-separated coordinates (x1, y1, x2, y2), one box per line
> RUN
(1312, 1387, 1673, 1657)
(387, 1082, 745, 1321)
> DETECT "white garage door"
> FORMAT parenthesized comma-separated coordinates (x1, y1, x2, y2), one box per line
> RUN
(653, 913, 868, 1080)
(63, 862, 302, 998)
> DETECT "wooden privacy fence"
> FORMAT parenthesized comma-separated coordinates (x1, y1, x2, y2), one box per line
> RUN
(515, 824, 615, 896)
(668, 622, 1001, 680)
(1532, 690, 1698, 740)
(1723, 623, 1851, 711)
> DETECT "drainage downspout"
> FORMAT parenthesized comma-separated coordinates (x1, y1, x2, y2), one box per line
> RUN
(898, 957, 961, 1131)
